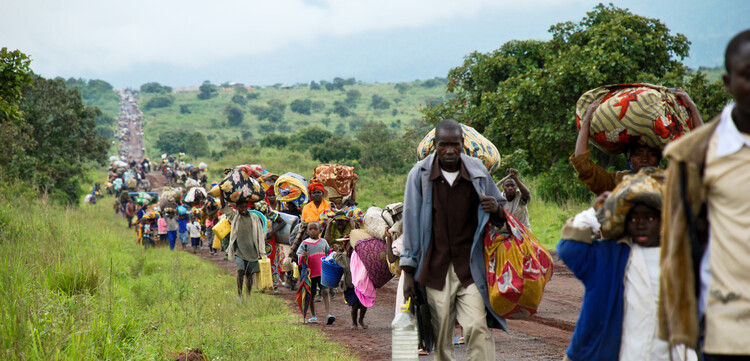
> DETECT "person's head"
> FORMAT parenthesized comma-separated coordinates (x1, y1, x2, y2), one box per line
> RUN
(625, 203, 661, 247)
(723, 29, 750, 113)
(502, 178, 517, 200)
(434, 119, 463, 171)
(237, 202, 249, 216)
(331, 197, 343, 210)
(265, 186, 276, 203)
(334, 214, 348, 231)
(310, 189, 324, 203)
(306, 222, 321, 239)
(628, 145, 661, 172)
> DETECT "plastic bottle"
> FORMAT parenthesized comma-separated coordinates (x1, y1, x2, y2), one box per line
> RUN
(391, 297, 419, 361)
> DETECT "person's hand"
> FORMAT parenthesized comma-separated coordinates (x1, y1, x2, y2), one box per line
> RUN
(480, 194, 499, 214)
(266, 233, 272, 240)
(673, 88, 697, 109)
(402, 272, 417, 301)
(508, 168, 519, 178)
(581, 102, 598, 130)
(302, 250, 308, 258)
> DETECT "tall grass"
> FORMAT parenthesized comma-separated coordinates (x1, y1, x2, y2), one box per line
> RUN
(0, 181, 355, 360)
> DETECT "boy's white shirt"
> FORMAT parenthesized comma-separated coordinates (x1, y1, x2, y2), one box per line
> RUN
(619, 244, 697, 361)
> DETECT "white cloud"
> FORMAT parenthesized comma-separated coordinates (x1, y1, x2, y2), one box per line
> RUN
(1, 0, 590, 76)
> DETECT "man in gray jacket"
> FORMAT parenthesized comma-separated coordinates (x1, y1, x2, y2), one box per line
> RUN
(401, 119, 507, 361)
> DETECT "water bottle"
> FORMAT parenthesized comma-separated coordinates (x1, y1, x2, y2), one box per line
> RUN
(392, 297, 419, 360)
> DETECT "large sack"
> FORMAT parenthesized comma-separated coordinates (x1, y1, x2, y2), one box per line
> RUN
(312, 164, 358, 198)
(363, 206, 393, 240)
(354, 237, 393, 288)
(418, 123, 501, 173)
(219, 167, 264, 203)
(484, 210, 554, 320)
(271, 211, 299, 245)
(184, 187, 207, 206)
(185, 178, 200, 189)
(576, 83, 695, 155)
(274, 172, 308, 207)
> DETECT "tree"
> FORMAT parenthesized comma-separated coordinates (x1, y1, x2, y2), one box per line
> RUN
(355, 122, 412, 172)
(246, 92, 260, 100)
(310, 136, 361, 163)
(332, 101, 352, 118)
(290, 99, 312, 115)
(140, 82, 171, 93)
(421, 4, 724, 200)
(143, 95, 173, 110)
(370, 94, 391, 109)
(180, 104, 191, 114)
(197, 81, 218, 100)
(345, 89, 361, 108)
(225, 104, 244, 126)
(291, 126, 333, 147)
(260, 133, 289, 149)
(17, 76, 108, 203)
(186, 131, 209, 157)
(155, 130, 189, 155)
(232, 93, 247, 105)
(395, 82, 411, 94)
(311, 101, 326, 112)
(309, 81, 321, 90)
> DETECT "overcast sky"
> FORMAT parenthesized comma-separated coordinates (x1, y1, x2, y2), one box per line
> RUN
(3, 0, 748, 88)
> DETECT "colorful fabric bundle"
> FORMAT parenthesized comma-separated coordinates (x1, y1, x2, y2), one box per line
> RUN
(576, 83, 695, 155)
(484, 210, 554, 320)
(274, 172, 309, 206)
(312, 164, 358, 198)
(354, 237, 393, 289)
(237, 164, 266, 179)
(597, 167, 665, 239)
(296, 256, 312, 316)
(319, 206, 364, 229)
(417, 123, 501, 173)
(258, 173, 279, 192)
(219, 167, 265, 203)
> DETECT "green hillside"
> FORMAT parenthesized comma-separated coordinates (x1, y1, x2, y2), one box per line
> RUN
(138, 79, 449, 156)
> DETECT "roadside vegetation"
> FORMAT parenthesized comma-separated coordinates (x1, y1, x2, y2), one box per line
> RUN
(0, 180, 354, 360)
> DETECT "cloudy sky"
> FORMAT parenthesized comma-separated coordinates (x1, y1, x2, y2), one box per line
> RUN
(3, 0, 748, 88)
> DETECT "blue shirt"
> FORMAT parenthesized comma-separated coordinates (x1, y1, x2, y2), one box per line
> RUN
(178, 217, 188, 233)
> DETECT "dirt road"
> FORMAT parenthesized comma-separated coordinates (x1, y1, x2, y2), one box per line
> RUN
(144, 170, 583, 360)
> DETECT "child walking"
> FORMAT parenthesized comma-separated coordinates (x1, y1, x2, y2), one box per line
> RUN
(166, 210, 178, 250)
(296, 222, 335, 325)
(334, 242, 368, 329)
(157, 209, 167, 246)
(177, 210, 189, 250)
(557, 168, 696, 361)
(187, 215, 202, 253)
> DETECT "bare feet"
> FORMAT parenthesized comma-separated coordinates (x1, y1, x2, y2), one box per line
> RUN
(351, 324, 359, 330)
(359, 320, 368, 329)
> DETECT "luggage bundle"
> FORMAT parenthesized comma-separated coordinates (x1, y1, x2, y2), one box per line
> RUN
(417, 123, 501, 173)
(274, 172, 309, 206)
(576, 83, 695, 155)
(312, 164, 358, 198)
(183, 187, 207, 207)
(218, 166, 265, 203)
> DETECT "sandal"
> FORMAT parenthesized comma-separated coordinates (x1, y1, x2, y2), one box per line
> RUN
(326, 315, 336, 325)
(307, 317, 318, 324)
(418, 348, 429, 356)
(458, 336, 465, 344)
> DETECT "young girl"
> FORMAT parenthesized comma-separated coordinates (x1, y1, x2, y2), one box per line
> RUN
(557, 168, 696, 361)
(334, 241, 368, 329)
(187, 215, 202, 253)
(296, 222, 335, 325)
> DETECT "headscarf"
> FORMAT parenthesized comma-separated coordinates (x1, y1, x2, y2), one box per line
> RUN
(308, 182, 326, 197)
(597, 167, 665, 239)
(266, 185, 275, 196)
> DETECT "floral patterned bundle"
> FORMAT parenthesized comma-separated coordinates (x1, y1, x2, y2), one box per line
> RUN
(312, 164, 358, 198)
(576, 83, 695, 155)
(218, 167, 265, 203)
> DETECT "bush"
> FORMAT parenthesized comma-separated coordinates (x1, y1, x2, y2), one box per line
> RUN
(310, 136, 361, 163)
(140, 82, 172, 93)
(143, 96, 173, 110)
(225, 105, 244, 126)
(290, 99, 312, 115)
(179, 104, 191, 114)
(370, 94, 390, 109)
(232, 94, 247, 105)
(535, 159, 592, 204)
(291, 126, 333, 147)
(332, 101, 352, 118)
(246, 92, 260, 100)
(260, 133, 289, 149)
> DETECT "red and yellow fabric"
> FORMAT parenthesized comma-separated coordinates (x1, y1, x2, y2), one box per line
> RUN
(274, 172, 309, 206)
(484, 209, 554, 320)
(576, 83, 695, 155)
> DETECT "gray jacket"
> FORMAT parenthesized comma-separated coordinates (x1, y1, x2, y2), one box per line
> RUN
(400, 152, 508, 331)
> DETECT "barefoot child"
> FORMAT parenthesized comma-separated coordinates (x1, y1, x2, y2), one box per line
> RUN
(296, 222, 335, 325)
(334, 241, 368, 329)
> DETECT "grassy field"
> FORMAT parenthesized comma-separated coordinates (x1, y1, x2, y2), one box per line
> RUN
(138, 80, 448, 156)
(0, 180, 355, 360)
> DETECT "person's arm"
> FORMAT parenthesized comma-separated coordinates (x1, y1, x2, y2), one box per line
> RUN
(323, 221, 332, 241)
(400, 167, 422, 301)
(384, 226, 399, 264)
(575, 102, 598, 157)
(674, 88, 704, 128)
(508, 169, 530, 203)
(267, 221, 284, 240)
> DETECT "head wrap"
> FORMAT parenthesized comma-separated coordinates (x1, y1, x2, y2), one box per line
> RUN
(308, 182, 326, 196)
(597, 167, 665, 239)
(266, 185, 275, 196)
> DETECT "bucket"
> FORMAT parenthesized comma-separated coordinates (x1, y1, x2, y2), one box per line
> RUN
(321, 258, 344, 288)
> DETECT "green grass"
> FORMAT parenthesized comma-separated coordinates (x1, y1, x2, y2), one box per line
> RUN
(139, 81, 448, 156)
(0, 180, 356, 360)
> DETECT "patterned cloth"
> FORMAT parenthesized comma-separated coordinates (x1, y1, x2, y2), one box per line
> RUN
(219, 167, 265, 203)
(597, 167, 665, 239)
(296, 256, 312, 318)
(312, 164, 358, 198)
(275, 172, 309, 206)
(354, 237, 393, 288)
(417, 123, 501, 173)
(576, 83, 695, 155)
